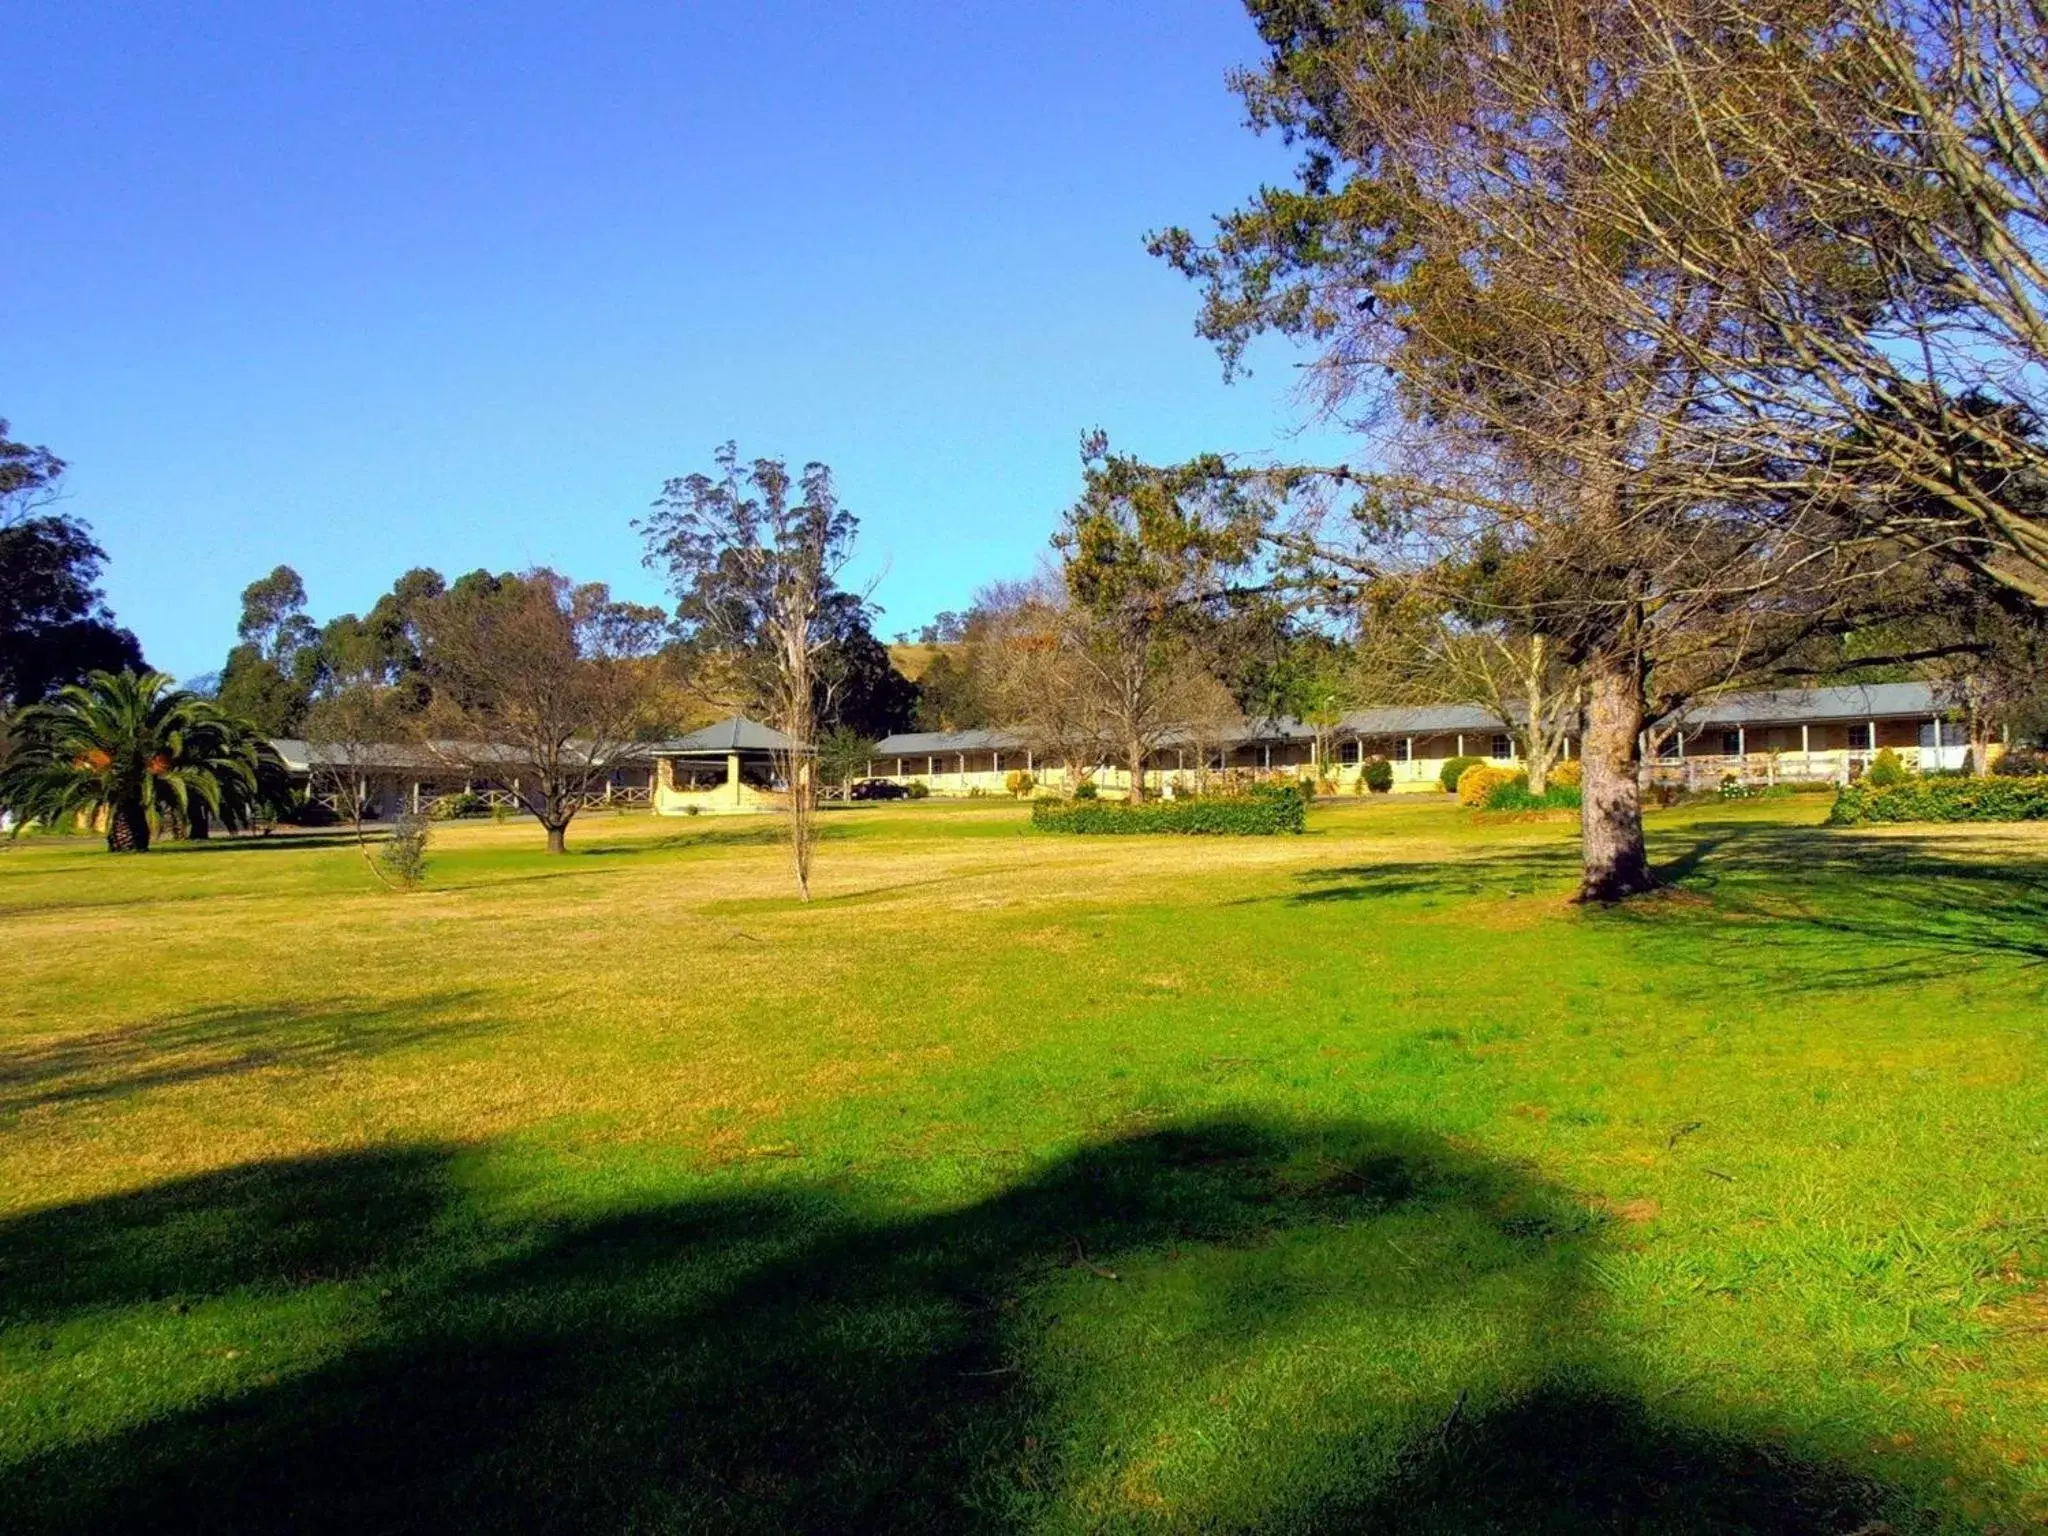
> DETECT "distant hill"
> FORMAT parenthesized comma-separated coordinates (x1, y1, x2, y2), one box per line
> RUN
(888, 643, 965, 683)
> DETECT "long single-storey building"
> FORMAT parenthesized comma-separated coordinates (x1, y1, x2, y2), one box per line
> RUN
(268, 683, 1978, 819)
(857, 681, 1974, 799)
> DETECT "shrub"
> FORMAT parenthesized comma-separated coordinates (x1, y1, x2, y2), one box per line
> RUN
(1031, 785, 1306, 836)
(1361, 755, 1395, 794)
(1548, 759, 1582, 789)
(1439, 755, 1482, 793)
(1072, 781, 1099, 800)
(1829, 775, 2048, 824)
(904, 781, 931, 800)
(429, 790, 486, 821)
(1864, 747, 1910, 788)
(1994, 746, 2047, 777)
(377, 812, 430, 889)
(1004, 769, 1036, 798)
(1718, 774, 1757, 801)
(1456, 763, 1519, 807)
(1479, 773, 1582, 812)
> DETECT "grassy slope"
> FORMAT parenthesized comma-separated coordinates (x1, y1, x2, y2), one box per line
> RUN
(0, 797, 2044, 1532)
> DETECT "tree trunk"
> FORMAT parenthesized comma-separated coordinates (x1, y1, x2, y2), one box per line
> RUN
(107, 800, 151, 853)
(545, 821, 567, 855)
(1127, 740, 1147, 803)
(1577, 653, 1653, 903)
(1526, 750, 1548, 797)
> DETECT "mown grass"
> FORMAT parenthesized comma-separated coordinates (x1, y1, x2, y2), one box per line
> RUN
(1, 795, 2044, 1532)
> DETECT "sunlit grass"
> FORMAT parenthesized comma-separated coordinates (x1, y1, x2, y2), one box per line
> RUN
(2, 795, 2044, 1530)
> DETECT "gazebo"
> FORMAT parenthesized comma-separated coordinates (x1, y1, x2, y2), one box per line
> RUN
(647, 716, 805, 815)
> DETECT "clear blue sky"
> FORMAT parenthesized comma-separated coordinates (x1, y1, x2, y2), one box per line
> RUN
(4, 2, 1347, 681)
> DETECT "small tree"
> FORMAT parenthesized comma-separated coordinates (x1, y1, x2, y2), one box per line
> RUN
(974, 577, 1104, 792)
(415, 569, 665, 854)
(639, 444, 860, 899)
(816, 725, 875, 795)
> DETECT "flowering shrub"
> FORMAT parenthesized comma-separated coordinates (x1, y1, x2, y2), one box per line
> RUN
(1456, 763, 1519, 807)
(1549, 759, 1582, 789)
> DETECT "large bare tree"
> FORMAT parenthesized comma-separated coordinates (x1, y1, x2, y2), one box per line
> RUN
(639, 444, 859, 900)
(415, 569, 665, 854)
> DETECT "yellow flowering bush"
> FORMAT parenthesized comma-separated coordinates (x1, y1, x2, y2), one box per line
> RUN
(1456, 763, 1519, 807)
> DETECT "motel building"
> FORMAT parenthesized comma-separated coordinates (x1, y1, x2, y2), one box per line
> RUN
(834, 681, 1975, 804)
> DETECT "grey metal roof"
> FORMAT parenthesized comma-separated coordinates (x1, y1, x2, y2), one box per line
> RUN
(1674, 682, 1938, 726)
(649, 715, 797, 754)
(269, 739, 453, 774)
(872, 728, 1027, 755)
(1339, 704, 1511, 736)
(863, 683, 1948, 759)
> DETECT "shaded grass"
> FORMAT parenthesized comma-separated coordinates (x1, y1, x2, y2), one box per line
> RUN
(1, 797, 2045, 1530)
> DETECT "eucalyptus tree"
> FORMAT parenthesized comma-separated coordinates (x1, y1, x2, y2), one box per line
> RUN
(639, 444, 859, 898)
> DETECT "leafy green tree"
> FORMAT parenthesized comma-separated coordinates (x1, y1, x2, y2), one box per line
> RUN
(0, 420, 145, 708)
(910, 649, 989, 732)
(816, 725, 877, 793)
(1057, 434, 1267, 800)
(816, 591, 918, 739)
(0, 670, 266, 851)
(217, 564, 322, 735)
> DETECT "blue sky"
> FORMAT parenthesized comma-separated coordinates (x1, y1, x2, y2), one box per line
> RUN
(4, 2, 1347, 681)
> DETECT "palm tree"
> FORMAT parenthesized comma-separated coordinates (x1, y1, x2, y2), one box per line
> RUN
(0, 671, 270, 852)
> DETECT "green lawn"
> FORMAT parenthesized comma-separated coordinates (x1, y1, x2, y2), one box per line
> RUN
(1, 795, 2044, 1532)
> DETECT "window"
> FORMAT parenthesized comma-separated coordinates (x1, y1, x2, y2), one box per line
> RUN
(1657, 734, 1682, 760)
(1847, 724, 1873, 751)
(1721, 729, 1743, 756)
(1393, 738, 1413, 763)
(1339, 739, 1360, 765)
(1918, 720, 1946, 749)
(1490, 734, 1512, 760)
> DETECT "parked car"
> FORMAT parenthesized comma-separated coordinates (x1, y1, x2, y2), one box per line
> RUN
(849, 778, 910, 801)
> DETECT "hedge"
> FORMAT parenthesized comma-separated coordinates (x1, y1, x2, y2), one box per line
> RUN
(1031, 786, 1307, 836)
(1828, 774, 2048, 825)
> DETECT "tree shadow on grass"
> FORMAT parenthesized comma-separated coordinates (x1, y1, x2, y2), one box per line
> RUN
(0, 992, 496, 1119)
(1633, 819, 2048, 982)
(1281, 816, 2048, 983)
(152, 831, 396, 856)
(0, 1116, 1975, 1533)
(1286, 844, 1580, 905)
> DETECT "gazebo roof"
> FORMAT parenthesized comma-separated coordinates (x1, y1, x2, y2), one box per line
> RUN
(650, 715, 798, 754)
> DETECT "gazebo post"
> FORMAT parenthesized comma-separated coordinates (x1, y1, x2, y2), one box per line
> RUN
(727, 751, 741, 807)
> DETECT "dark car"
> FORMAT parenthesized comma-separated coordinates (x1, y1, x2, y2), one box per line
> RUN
(849, 778, 910, 801)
